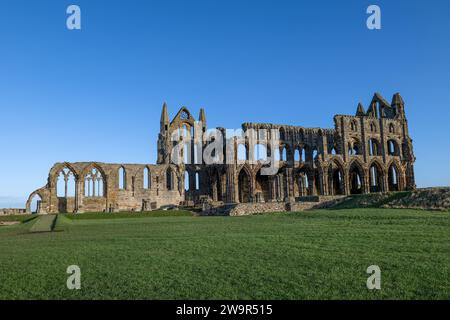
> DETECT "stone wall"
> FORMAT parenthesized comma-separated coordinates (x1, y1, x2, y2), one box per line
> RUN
(385, 188, 450, 211)
(228, 196, 347, 216)
(229, 202, 287, 216)
(0, 208, 27, 216)
(27, 162, 185, 214)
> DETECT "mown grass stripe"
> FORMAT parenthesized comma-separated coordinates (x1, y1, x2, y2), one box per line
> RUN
(29, 215, 57, 233)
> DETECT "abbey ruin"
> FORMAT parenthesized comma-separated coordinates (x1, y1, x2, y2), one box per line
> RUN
(26, 92, 416, 214)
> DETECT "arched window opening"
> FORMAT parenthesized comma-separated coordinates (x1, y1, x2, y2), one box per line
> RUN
(294, 149, 300, 162)
(238, 169, 251, 203)
(195, 172, 200, 190)
(389, 124, 395, 134)
(349, 163, 363, 194)
(56, 167, 76, 198)
(369, 164, 383, 193)
(348, 140, 361, 155)
(370, 123, 377, 132)
(329, 146, 337, 155)
(388, 165, 399, 191)
(85, 168, 104, 197)
(118, 167, 126, 190)
(143, 167, 150, 189)
(351, 121, 357, 132)
(328, 163, 344, 195)
(185, 171, 190, 191)
(369, 139, 381, 156)
(387, 140, 399, 156)
(166, 168, 174, 190)
(281, 147, 287, 161)
(30, 194, 42, 214)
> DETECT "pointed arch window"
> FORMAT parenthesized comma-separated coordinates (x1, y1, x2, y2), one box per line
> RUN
(195, 172, 200, 190)
(389, 123, 395, 134)
(57, 167, 76, 198)
(118, 167, 126, 190)
(166, 168, 174, 190)
(85, 168, 104, 197)
(143, 167, 151, 189)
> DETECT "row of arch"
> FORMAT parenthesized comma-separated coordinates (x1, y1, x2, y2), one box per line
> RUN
(234, 160, 404, 203)
(350, 120, 397, 134)
(55, 165, 178, 200)
(235, 138, 401, 163)
(348, 138, 401, 157)
(236, 144, 317, 162)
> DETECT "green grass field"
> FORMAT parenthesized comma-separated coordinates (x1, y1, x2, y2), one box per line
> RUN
(0, 208, 449, 300)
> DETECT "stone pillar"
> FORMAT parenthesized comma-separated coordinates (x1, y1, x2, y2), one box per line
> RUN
(363, 170, 370, 194)
(211, 176, 217, 201)
(268, 176, 275, 202)
(308, 172, 314, 196)
(276, 175, 282, 201)
(383, 172, 389, 193)
(226, 167, 236, 203)
(322, 171, 329, 196)
(285, 167, 295, 202)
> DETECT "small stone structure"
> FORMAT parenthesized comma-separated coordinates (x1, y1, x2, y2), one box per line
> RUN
(25, 92, 416, 214)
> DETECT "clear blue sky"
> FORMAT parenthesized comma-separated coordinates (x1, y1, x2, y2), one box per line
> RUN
(1, 0, 449, 207)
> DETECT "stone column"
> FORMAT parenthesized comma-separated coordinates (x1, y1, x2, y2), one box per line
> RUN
(226, 167, 236, 203)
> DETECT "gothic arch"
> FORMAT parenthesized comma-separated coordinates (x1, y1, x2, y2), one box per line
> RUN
(50, 162, 80, 185)
(328, 159, 345, 195)
(254, 169, 270, 202)
(143, 166, 151, 189)
(387, 159, 404, 191)
(347, 159, 365, 194)
(55, 166, 77, 198)
(26, 188, 48, 214)
(166, 166, 175, 191)
(368, 160, 385, 192)
(237, 166, 252, 203)
(118, 166, 126, 190)
(387, 139, 401, 156)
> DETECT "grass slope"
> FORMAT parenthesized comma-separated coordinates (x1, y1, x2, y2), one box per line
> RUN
(29, 215, 57, 233)
(0, 214, 38, 223)
(0, 208, 449, 300)
(63, 210, 193, 220)
(331, 192, 412, 209)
